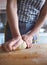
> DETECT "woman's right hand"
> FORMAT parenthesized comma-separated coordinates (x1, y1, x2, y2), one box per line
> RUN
(2, 36, 23, 52)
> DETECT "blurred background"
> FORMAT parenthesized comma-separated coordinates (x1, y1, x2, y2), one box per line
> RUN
(0, 0, 47, 44)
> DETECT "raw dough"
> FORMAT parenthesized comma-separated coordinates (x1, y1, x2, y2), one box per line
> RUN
(16, 41, 27, 50)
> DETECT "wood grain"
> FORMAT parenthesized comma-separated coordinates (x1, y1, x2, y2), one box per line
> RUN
(0, 44, 47, 65)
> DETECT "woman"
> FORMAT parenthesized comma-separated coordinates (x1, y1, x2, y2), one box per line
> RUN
(2, 0, 47, 51)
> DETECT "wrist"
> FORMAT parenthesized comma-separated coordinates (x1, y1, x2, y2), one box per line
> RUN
(13, 34, 22, 39)
(26, 31, 34, 39)
(12, 32, 21, 38)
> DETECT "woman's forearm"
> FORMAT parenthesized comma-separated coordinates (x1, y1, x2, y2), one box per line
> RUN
(27, 1, 47, 37)
(7, 0, 21, 38)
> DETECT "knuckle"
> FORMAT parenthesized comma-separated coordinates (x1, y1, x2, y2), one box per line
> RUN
(8, 44, 12, 51)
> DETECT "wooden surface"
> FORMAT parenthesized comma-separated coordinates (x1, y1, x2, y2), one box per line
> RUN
(0, 44, 47, 65)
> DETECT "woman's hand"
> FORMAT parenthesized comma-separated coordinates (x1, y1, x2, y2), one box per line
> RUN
(22, 34, 33, 48)
(2, 36, 23, 52)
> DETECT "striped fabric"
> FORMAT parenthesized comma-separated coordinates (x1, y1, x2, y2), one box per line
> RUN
(17, 0, 46, 23)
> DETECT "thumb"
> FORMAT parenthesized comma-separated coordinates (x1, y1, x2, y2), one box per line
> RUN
(12, 39, 23, 50)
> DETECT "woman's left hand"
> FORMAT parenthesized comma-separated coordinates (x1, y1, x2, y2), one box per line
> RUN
(22, 34, 33, 48)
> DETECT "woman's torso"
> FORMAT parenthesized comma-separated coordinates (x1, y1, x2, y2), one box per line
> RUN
(17, 0, 46, 34)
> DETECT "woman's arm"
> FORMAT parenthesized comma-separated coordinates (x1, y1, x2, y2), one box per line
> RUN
(2, 0, 26, 51)
(7, 0, 21, 38)
(22, 1, 47, 48)
(27, 1, 47, 37)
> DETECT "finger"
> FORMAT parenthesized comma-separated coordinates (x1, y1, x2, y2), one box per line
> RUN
(2, 40, 12, 52)
(2, 44, 10, 52)
(27, 40, 33, 48)
(29, 43, 33, 48)
(12, 39, 23, 51)
(26, 41, 32, 48)
(1, 38, 20, 52)
(27, 42, 33, 48)
(8, 38, 20, 49)
(7, 43, 12, 51)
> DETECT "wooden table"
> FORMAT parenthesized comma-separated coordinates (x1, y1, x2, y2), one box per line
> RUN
(0, 44, 47, 65)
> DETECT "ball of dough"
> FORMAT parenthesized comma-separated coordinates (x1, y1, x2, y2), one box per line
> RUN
(16, 41, 27, 50)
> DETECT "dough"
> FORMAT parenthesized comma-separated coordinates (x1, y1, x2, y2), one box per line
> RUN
(16, 41, 27, 50)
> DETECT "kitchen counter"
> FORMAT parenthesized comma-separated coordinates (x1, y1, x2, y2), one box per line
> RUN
(0, 44, 47, 65)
